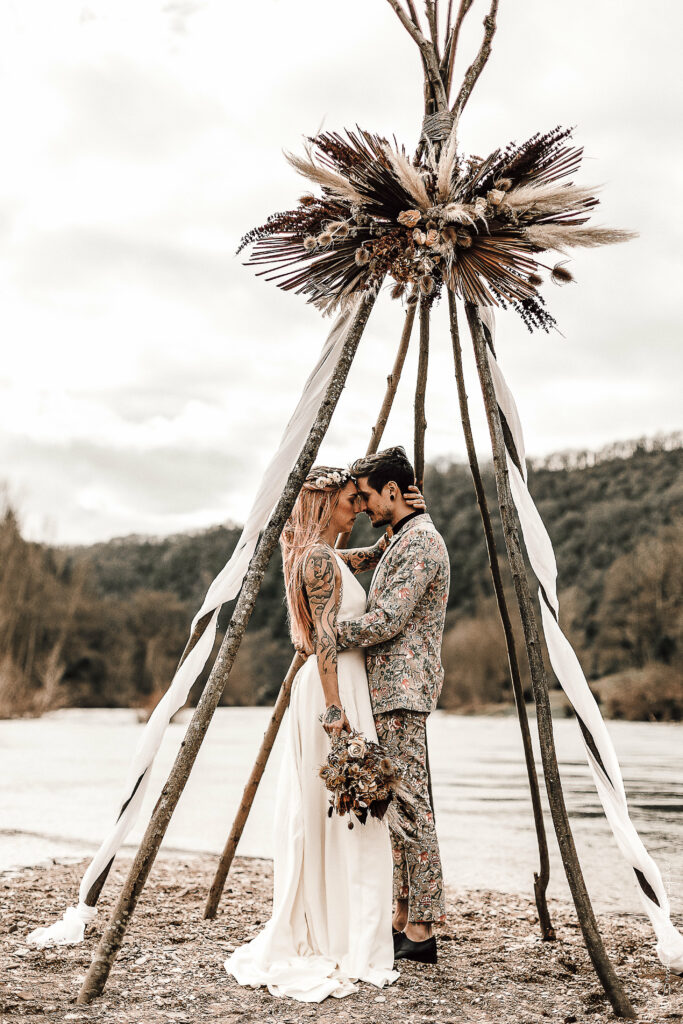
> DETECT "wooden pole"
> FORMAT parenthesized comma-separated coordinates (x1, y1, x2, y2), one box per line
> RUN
(367, 300, 418, 458)
(204, 298, 418, 919)
(414, 298, 430, 491)
(203, 653, 304, 918)
(76, 293, 378, 1004)
(446, 289, 554, 941)
(465, 301, 636, 1019)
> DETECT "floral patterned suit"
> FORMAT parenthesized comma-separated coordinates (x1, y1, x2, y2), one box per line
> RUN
(337, 513, 449, 923)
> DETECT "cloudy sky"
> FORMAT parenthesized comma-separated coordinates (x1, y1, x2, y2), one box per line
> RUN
(1, 1, 680, 545)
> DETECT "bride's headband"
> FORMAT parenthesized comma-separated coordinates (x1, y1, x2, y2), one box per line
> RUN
(304, 468, 354, 491)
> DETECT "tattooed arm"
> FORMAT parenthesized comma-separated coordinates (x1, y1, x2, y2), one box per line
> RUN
(337, 533, 391, 574)
(303, 544, 351, 738)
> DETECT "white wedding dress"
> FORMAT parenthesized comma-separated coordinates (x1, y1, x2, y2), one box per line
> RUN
(225, 552, 399, 1001)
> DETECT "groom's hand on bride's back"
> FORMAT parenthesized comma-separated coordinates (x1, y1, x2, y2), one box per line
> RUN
(404, 484, 426, 511)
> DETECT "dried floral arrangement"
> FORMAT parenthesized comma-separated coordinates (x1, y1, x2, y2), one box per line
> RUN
(239, 125, 634, 331)
(319, 729, 417, 833)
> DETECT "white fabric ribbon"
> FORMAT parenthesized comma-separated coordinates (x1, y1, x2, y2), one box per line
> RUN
(27, 902, 98, 947)
(482, 313, 683, 973)
(27, 300, 363, 948)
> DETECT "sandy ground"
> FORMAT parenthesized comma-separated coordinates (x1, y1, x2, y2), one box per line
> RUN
(1, 855, 681, 1024)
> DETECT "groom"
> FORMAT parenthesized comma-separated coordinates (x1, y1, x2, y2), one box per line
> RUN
(336, 446, 449, 965)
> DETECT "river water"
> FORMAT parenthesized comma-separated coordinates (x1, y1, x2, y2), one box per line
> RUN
(1, 708, 681, 917)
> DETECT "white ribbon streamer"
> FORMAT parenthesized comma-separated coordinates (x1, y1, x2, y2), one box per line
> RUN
(27, 300, 363, 948)
(485, 324, 683, 973)
(27, 903, 97, 947)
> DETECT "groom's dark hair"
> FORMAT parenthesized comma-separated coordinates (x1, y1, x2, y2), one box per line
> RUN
(349, 446, 415, 494)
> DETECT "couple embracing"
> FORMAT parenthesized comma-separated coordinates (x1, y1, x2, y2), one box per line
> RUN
(225, 446, 450, 1002)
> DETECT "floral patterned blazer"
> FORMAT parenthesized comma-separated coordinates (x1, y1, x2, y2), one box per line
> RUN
(336, 513, 450, 714)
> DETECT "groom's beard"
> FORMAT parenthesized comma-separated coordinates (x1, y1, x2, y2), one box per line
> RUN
(366, 510, 392, 528)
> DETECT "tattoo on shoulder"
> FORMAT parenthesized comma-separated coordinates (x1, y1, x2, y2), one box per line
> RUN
(303, 546, 339, 676)
(303, 545, 336, 600)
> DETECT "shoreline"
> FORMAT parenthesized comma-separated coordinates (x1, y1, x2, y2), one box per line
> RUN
(2, 855, 681, 1024)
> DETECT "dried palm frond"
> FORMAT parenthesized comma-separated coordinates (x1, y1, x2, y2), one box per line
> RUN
(240, 125, 634, 330)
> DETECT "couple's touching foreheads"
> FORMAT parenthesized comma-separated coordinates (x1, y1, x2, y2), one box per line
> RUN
(225, 445, 450, 1002)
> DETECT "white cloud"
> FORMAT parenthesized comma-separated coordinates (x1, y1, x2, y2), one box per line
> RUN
(0, 0, 680, 543)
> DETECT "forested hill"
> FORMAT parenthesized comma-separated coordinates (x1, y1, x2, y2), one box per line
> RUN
(0, 439, 680, 719)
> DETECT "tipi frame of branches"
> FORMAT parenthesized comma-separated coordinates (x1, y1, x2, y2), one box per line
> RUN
(74, 2, 638, 1017)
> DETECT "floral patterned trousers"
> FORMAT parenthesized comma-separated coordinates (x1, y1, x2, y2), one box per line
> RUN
(374, 709, 446, 924)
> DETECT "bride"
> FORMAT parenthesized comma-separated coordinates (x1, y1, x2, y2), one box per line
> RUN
(224, 466, 424, 1002)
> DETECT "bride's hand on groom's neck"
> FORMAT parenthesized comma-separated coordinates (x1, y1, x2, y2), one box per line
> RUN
(404, 484, 426, 512)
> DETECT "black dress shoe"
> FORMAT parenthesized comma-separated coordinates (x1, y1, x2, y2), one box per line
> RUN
(394, 933, 437, 964)
(392, 927, 405, 952)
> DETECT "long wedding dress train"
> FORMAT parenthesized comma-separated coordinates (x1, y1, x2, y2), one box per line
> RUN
(224, 553, 399, 1001)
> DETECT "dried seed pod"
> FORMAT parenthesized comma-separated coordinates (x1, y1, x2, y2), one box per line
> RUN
(424, 229, 439, 247)
(551, 263, 574, 284)
(354, 247, 370, 266)
(317, 232, 332, 246)
(441, 225, 458, 244)
(426, 220, 437, 231)
(487, 188, 506, 206)
(456, 232, 472, 248)
(398, 209, 422, 228)
(494, 178, 513, 192)
(421, 257, 434, 273)
(406, 289, 419, 306)
(528, 272, 543, 287)
(328, 221, 349, 237)
(419, 275, 435, 295)
(303, 236, 317, 251)
(390, 281, 406, 299)
(412, 229, 427, 245)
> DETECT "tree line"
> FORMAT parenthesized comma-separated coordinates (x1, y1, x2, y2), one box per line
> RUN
(0, 442, 680, 721)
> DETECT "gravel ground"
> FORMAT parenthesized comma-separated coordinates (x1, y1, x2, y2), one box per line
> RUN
(1, 855, 681, 1024)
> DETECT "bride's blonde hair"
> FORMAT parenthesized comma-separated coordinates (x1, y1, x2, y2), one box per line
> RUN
(280, 466, 352, 656)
